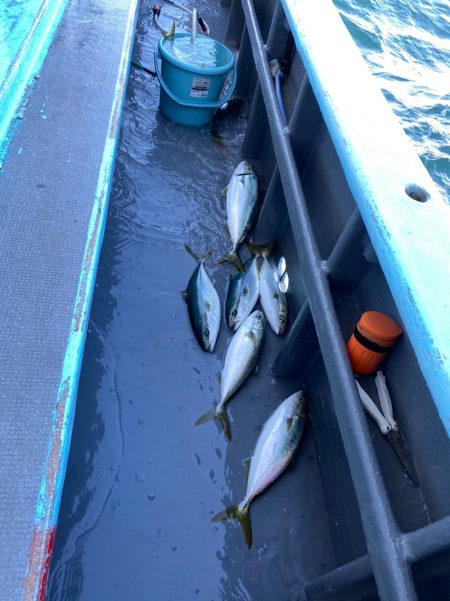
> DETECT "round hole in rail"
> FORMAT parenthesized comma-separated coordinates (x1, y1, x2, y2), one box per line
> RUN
(405, 184, 430, 203)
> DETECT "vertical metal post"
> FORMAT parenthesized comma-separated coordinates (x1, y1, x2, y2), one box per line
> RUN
(242, 2, 289, 156)
(271, 301, 315, 376)
(251, 166, 286, 243)
(326, 208, 367, 286)
(235, 26, 255, 98)
(273, 209, 367, 376)
(250, 75, 308, 244)
(266, 2, 289, 56)
(224, 0, 244, 47)
(241, 83, 266, 157)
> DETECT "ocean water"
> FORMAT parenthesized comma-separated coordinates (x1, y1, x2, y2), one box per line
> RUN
(334, 0, 450, 201)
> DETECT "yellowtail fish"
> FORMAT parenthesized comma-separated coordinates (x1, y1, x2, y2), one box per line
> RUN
(248, 241, 287, 334)
(259, 255, 288, 335)
(195, 310, 265, 440)
(225, 257, 260, 331)
(220, 161, 258, 271)
(211, 391, 307, 548)
(182, 257, 220, 353)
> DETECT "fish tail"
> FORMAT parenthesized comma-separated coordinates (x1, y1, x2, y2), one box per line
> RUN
(195, 407, 232, 441)
(218, 407, 232, 441)
(185, 244, 212, 262)
(247, 240, 276, 258)
(218, 251, 245, 272)
(211, 503, 252, 548)
(162, 21, 176, 40)
(195, 408, 217, 426)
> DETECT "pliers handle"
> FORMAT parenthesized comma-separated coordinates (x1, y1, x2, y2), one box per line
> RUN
(355, 380, 391, 434)
(356, 372, 419, 485)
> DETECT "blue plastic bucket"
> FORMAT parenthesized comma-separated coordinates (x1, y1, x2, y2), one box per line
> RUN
(154, 33, 237, 127)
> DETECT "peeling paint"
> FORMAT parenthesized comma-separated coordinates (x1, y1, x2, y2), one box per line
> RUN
(23, 526, 55, 601)
(74, 206, 102, 333)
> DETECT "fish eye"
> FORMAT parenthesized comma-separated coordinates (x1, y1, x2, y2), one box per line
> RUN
(279, 315, 285, 323)
(231, 309, 237, 317)
(205, 328, 210, 337)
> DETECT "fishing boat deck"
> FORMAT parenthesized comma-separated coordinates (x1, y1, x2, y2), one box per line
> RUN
(0, 0, 137, 597)
(46, 2, 335, 599)
(2, 0, 450, 598)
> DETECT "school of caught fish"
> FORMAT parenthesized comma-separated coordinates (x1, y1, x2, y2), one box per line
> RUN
(182, 160, 307, 548)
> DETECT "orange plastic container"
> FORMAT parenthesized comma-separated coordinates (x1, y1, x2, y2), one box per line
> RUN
(346, 311, 402, 375)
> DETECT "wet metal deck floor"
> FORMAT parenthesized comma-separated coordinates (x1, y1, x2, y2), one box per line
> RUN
(48, 2, 335, 599)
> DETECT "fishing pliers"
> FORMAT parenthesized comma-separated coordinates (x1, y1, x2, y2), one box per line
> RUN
(355, 371, 419, 485)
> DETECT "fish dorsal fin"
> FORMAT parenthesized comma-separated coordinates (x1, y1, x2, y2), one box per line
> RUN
(181, 290, 188, 303)
(286, 417, 293, 431)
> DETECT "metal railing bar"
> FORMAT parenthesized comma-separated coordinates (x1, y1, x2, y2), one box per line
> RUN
(251, 76, 314, 243)
(239, 0, 417, 599)
(404, 515, 450, 563)
(301, 516, 450, 600)
(242, 4, 288, 156)
(301, 555, 372, 601)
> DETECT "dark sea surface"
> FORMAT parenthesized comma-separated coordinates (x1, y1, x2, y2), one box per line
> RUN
(48, 1, 449, 599)
(335, 0, 450, 200)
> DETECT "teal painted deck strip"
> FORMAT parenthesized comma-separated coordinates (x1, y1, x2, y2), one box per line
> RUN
(0, 0, 69, 163)
(0, 0, 139, 597)
(282, 0, 450, 434)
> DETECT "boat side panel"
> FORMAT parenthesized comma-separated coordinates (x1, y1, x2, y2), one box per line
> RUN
(281, 0, 450, 434)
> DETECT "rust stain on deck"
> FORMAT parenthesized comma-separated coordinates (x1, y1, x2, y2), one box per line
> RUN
(74, 206, 102, 333)
(23, 380, 70, 601)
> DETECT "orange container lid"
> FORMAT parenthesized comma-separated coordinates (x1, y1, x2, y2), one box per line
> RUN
(357, 311, 402, 346)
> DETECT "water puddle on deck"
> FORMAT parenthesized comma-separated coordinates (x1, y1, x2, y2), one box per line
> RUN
(48, 2, 331, 599)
